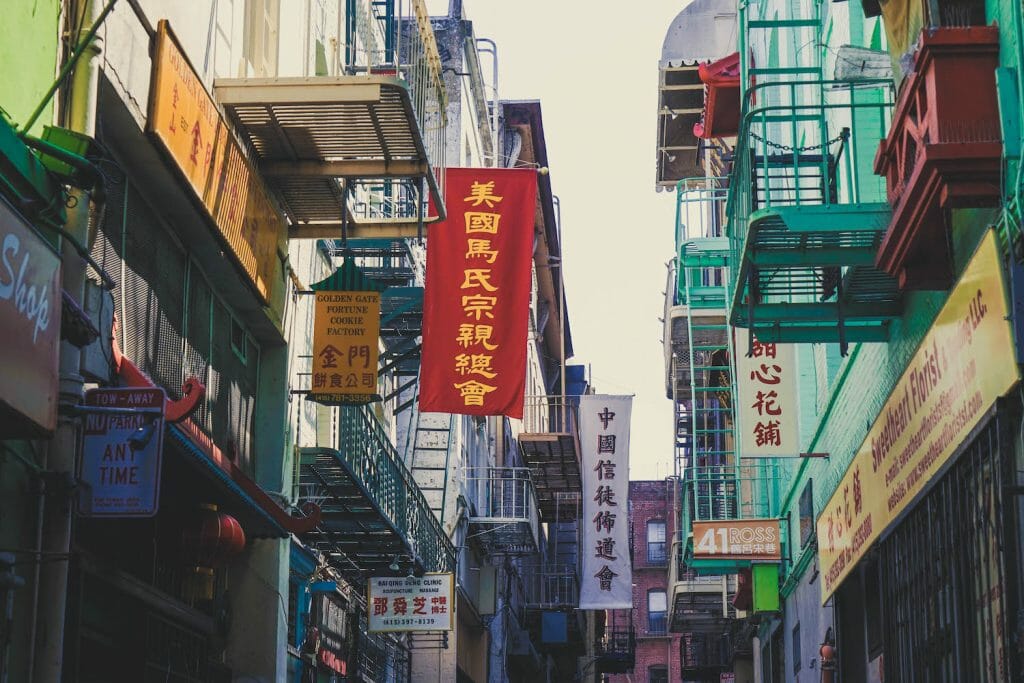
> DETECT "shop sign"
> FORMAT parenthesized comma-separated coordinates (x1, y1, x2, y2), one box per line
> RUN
(310, 291, 380, 405)
(367, 573, 454, 632)
(419, 167, 536, 418)
(315, 593, 348, 675)
(818, 230, 1020, 604)
(692, 518, 781, 561)
(148, 20, 284, 304)
(0, 196, 60, 435)
(79, 388, 166, 517)
(735, 328, 799, 456)
(579, 395, 633, 610)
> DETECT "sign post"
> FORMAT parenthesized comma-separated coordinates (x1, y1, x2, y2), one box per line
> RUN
(79, 387, 166, 517)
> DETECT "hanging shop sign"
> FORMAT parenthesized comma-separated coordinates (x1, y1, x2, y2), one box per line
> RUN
(692, 518, 781, 561)
(310, 291, 381, 405)
(148, 20, 284, 304)
(314, 593, 349, 675)
(419, 167, 536, 418)
(0, 195, 60, 436)
(818, 230, 1020, 604)
(367, 574, 455, 632)
(579, 395, 633, 610)
(79, 387, 166, 517)
(735, 328, 799, 456)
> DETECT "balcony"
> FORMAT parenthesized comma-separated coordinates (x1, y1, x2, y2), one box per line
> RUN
(728, 80, 902, 347)
(518, 396, 582, 521)
(594, 622, 636, 674)
(298, 405, 455, 579)
(874, 27, 1002, 290)
(523, 564, 579, 609)
(681, 632, 730, 676)
(466, 467, 541, 555)
(668, 538, 732, 633)
(214, 0, 447, 241)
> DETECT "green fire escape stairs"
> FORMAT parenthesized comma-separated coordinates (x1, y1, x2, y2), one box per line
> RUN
(668, 180, 743, 631)
(727, 80, 901, 352)
(731, 7, 901, 350)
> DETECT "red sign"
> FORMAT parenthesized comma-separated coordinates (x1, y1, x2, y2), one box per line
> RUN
(0, 196, 61, 436)
(419, 168, 536, 418)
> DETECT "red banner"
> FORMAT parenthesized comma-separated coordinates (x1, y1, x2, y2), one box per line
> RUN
(419, 168, 537, 418)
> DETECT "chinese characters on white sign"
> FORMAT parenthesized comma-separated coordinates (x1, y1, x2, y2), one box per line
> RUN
(580, 395, 632, 609)
(735, 329, 798, 457)
(367, 574, 454, 632)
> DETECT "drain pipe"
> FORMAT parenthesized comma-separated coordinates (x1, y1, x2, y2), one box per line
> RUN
(32, 0, 103, 680)
(475, 38, 499, 147)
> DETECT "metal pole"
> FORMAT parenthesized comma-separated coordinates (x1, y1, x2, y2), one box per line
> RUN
(32, 0, 103, 680)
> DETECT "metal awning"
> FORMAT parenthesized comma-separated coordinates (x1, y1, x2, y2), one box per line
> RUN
(214, 76, 445, 238)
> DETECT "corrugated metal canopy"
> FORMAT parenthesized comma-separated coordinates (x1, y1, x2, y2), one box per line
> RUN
(660, 0, 739, 68)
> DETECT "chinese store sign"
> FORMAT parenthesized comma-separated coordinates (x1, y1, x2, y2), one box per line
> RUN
(419, 168, 536, 418)
(367, 574, 454, 632)
(735, 328, 798, 457)
(310, 291, 380, 405)
(579, 395, 632, 609)
(692, 519, 781, 561)
(818, 230, 1019, 604)
(148, 20, 284, 304)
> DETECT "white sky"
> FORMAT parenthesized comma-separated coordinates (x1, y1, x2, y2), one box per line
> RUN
(426, 1, 687, 479)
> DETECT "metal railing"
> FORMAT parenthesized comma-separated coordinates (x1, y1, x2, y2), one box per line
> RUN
(465, 467, 541, 552)
(343, 0, 447, 221)
(727, 78, 895, 273)
(335, 405, 455, 572)
(520, 395, 578, 435)
(521, 564, 579, 608)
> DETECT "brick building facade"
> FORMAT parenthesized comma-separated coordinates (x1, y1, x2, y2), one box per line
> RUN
(607, 480, 681, 683)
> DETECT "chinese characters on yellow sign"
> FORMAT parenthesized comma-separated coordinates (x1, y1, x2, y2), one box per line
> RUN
(818, 230, 1019, 604)
(311, 292, 381, 405)
(148, 20, 284, 304)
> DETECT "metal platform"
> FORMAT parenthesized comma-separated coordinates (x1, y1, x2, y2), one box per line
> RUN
(214, 75, 444, 237)
(466, 467, 540, 555)
(518, 397, 582, 521)
(298, 406, 454, 581)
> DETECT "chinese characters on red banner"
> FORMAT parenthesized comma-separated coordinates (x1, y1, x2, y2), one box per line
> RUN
(580, 395, 632, 609)
(735, 329, 798, 457)
(420, 169, 537, 418)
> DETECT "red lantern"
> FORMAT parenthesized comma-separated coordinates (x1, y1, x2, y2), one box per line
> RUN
(181, 503, 246, 601)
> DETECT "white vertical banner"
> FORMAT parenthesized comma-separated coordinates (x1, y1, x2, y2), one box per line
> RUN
(579, 394, 633, 609)
(735, 328, 799, 456)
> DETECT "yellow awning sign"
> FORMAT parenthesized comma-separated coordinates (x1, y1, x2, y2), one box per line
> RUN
(311, 291, 381, 406)
(818, 230, 1019, 604)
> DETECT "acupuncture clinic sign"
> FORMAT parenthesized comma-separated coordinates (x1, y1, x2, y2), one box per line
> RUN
(818, 231, 1020, 603)
(367, 574, 454, 632)
(0, 196, 60, 435)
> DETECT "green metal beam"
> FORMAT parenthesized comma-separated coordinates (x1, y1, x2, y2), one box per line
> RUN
(751, 203, 891, 233)
(747, 324, 890, 344)
(749, 248, 878, 267)
(738, 300, 902, 321)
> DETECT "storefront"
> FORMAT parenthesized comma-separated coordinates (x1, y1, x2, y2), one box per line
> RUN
(818, 231, 1023, 682)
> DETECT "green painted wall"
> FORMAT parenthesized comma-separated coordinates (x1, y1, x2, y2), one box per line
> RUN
(0, 0, 60, 133)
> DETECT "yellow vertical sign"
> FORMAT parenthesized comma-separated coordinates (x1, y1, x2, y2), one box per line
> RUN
(311, 292, 381, 405)
(818, 230, 1019, 604)
(147, 20, 285, 305)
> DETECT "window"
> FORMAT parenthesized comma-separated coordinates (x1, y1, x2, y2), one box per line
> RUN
(244, 0, 280, 77)
(648, 665, 668, 683)
(647, 590, 667, 634)
(647, 520, 667, 564)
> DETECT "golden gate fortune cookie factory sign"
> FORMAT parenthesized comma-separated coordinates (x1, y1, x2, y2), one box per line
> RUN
(311, 290, 381, 405)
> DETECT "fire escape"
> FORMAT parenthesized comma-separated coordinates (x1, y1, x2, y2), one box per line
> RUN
(263, 2, 454, 585)
(728, 6, 901, 353)
(664, 179, 742, 669)
(215, 0, 447, 241)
